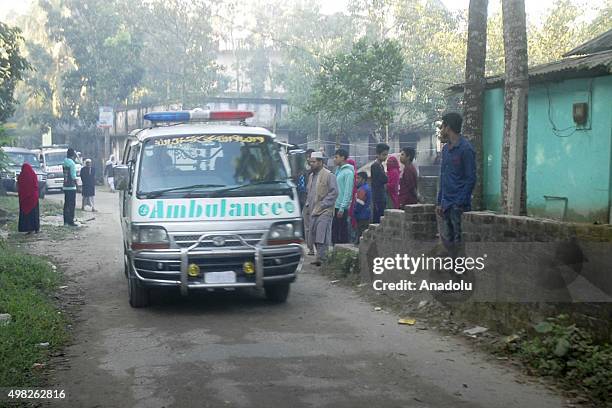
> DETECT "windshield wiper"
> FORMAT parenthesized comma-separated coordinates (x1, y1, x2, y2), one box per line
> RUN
(212, 180, 291, 195)
(140, 184, 227, 199)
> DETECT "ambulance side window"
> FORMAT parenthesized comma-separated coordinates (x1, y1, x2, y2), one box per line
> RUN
(127, 144, 140, 193)
(121, 144, 131, 218)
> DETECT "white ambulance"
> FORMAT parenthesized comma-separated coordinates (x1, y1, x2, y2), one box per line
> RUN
(115, 109, 305, 307)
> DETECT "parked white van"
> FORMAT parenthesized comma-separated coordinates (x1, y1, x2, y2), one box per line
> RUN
(39, 145, 82, 192)
(116, 109, 305, 307)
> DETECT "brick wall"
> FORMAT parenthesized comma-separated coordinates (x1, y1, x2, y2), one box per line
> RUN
(355, 204, 612, 341)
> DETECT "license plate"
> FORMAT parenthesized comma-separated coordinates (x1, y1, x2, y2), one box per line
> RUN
(204, 271, 236, 284)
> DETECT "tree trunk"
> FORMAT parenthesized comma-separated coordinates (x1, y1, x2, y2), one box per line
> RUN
(463, 0, 488, 211)
(501, 0, 529, 215)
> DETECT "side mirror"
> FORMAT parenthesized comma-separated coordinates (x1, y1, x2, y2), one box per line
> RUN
(287, 149, 306, 178)
(114, 165, 130, 190)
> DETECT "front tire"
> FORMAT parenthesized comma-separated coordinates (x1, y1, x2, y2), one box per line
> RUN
(128, 276, 150, 308)
(264, 283, 290, 303)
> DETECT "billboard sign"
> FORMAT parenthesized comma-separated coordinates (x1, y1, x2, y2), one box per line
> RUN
(97, 106, 114, 128)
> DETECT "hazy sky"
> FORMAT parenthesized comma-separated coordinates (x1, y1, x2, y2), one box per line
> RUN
(1, 0, 606, 25)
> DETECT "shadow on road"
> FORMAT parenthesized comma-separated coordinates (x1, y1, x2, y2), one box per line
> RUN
(145, 288, 293, 316)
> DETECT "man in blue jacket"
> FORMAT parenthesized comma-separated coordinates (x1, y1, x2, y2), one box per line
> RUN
(332, 148, 355, 244)
(436, 112, 476, 257)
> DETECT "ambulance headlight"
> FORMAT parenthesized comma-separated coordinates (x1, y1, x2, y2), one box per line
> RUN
(268, 221, 303, 244)
(131, 225, 169, 249)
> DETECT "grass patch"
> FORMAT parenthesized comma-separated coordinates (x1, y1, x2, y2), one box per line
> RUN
(0, 240, 68, 388)
(322, 247, 361, 286)
(0, 194, 64, 218)
(0, 194, 78, 241)
(503, 314, 612, 405)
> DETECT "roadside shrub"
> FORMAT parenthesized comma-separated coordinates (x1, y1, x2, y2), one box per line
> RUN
(323, 249, 360, 278)
(507, 314, 612, 404)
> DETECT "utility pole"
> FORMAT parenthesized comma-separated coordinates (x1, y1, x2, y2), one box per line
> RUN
(317, 112, 321, 150)
(104, 128, 110, 163)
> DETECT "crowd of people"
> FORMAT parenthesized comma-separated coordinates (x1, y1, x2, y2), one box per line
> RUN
(299, 143, 419, 266)
(16, 149, 115, 233)
(298, 112, 476, 266)
(298, 140, 420, 266)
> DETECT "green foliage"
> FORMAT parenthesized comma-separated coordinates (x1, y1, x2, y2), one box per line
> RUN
(242, 1, 355, 135)
(586, 0, 612, 38)
(485, 0, 612, 75)
(0, 130, 9, 175)
(485, 11, 505, 76)
(528, 0, 588, 66)
(323, 248, 360, 282)
(42, 0, 145, 126)
(0, 241, 68, 387)
(0, 21, 31, 123)
(393, 0, 467, 127)
(307, 38, 404, 140)
(129, 0, 227, 105)
(507, 315, 612, 404)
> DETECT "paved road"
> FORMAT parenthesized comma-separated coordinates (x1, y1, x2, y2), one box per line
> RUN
(35, 191, 565, 408)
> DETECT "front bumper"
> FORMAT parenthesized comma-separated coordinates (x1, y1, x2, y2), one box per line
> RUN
(127, 234, 304, 295)
(47, 177, 64, 190)
(47, 177, 81, 190)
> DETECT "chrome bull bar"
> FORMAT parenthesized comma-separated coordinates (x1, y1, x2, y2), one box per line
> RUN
(178, 233, 264, 296)
(130, 233, 303, 296)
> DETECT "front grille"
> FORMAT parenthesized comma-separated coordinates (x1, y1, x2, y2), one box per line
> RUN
(172, 232, 263, 248)
(133, 250, 301, 282)
(134, 255, 256, 282)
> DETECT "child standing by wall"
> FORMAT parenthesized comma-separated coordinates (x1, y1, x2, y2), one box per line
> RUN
(353, 172, 372, 244)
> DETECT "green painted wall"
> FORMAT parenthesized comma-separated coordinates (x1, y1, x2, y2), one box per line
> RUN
(482, 88, 505, 211)
(481, 75, 612, 222)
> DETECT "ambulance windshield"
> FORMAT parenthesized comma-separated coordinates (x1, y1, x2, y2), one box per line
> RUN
(137, 134, 289, 197)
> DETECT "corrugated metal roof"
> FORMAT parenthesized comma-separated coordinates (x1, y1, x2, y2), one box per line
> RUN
(563, 29, 612, 57)
(448, 49, 612, 92)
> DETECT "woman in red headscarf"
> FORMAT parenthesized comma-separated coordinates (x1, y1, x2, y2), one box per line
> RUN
(386, 156, 400, 209)
(17, 163, 40, 234)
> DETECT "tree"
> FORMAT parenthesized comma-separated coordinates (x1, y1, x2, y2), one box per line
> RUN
(43, 0, 145, 124)
(586, 0, 612, 38)
(131, 0, 227, 105)
(393, 0, 467, 129)
(307, 38, 404, 143)
(501, 0, 529, 215)
(463, 0, 488, 211)
(529, 0, 587, 65)
(36, 0, 146, 161)
(0, 22, 31, 123)
(485, 10, 505, 76)
(246, 1, 355, 137)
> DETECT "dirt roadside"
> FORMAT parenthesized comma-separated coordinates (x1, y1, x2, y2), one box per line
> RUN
(19, 190, 572, 408)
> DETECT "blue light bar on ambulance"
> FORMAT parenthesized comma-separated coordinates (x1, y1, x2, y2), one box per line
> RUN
(143, 109, 254, 123)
